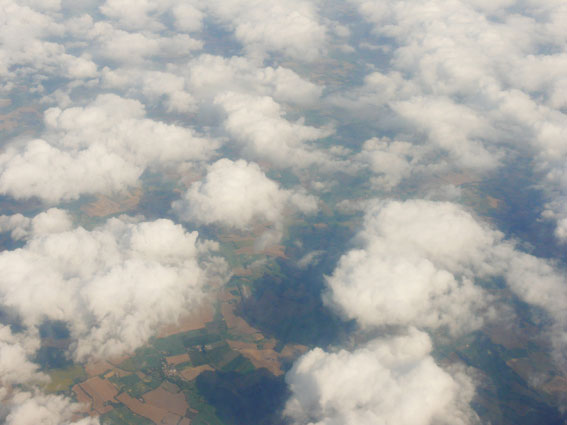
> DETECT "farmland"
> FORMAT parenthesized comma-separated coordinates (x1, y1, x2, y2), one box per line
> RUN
(40, 271, 305, 425)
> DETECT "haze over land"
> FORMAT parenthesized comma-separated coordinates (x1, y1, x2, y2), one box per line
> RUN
(0, 0, 566, 424)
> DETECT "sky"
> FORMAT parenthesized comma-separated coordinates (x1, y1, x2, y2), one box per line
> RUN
(0, 0, 566, 424)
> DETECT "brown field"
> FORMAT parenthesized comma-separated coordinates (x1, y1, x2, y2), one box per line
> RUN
(161, 412, 184, 425)
(313, 223, 328, 229)
(220, 301, 259, 336)
(161, 381, 180, 393)
(78, 377, 119, 414)
(507, 358, 567, 395)
(180, 365, 214, 381)
(232, 267, 254, 277)
(234, 244, 286, 258)
(142, 385, 189, 416)
(165, 353, 190, 366)
(85, 360, 113, 377)
(117, 393, 169, 424)
(72, 384, 92, 413)
(486, 196, 503, 209)
(81, 188, 142, 217)
(157, 301, 214, 338)
(280, 344, 309, 359)
(485, 323, 529, 350)
(107, 353, 133, 367)
(40, 337, 70, 349)
(438, 172, 480, 186)
(0, 106, 39, 131)
(542, 376, 567, 394)
(227, 340, 282, 376)
(179, 418, 191, 425)
(219, 222, 288, 259)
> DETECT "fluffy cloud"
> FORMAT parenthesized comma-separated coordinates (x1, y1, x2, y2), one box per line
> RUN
(0, 326, 45, 392)
(101, 67, 196, 113)
(0, 214, 228, 361)
(0, 94, 218, 203)
(357, 137, 427, 190)
(0, 208, 72, 241)
(96, 0, 327, 61)
(344, 0, 567, 238)
(4, 392, 100, 425)
(325, 200, 494, 334)
(216, 92, 333, 168)
(0, 211, 227, 424)
(325, 200, 567, 344)
(174, 158, 317, 231)
(203, 0, 327, 61)
(285, 328, 477, 425)
(86, 21, 202, 64)
(186, 54, 323, 106)
(0, 0, 97, 85)
(101, 54, 323, 113)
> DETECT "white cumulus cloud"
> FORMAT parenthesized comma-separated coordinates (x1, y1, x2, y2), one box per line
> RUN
(0, 214, 228, 361)
(0, 94, 218, 203)
(285, 328, 478, 425)
(174, 158, 317, 231)
(325, 199, 567, 349)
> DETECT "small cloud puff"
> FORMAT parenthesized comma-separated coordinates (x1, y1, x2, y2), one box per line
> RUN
(174, 158, 317, 230)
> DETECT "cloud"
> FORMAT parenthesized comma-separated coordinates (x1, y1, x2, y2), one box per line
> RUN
(325, 200, 494, 334)
(4, 392, 100, 425)
(502, 250, 567, 371)
(0, 326, 46, 392)
(342, 0, 567, 239)
(203, 0, 327, 61)
(186, 54, 323, 106)
(101, 67, 196, 113)
(0, 0, 97, 86)
(174, 158, 317, 231)
(0, 140, 140, 204)
(391, 97, 499, 171)
(0, 211, 227, 423)
(325, 199, 567, 367)
(0, 213, 228, 361)
(86, 21, 202, 64)
(326, 200, 567, 334)
(215, 92, 333, 168)
(285, 328, 477, 425)
(0, 94, 218, 203)
(95, 0, 328, 61)
(0, 208, 72, 240)
(101, 54, 323, 113)
(356, 137, 427, 190)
